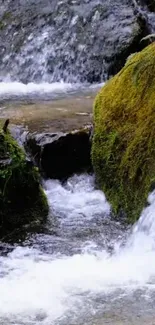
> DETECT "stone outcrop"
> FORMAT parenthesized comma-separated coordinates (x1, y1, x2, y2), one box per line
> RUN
(25, 127, 92, 180)
(0, 123, 49, 238)
(138, 0, 155, 12)
(0, 0, 151, 83)
(92, 43, 155, 222)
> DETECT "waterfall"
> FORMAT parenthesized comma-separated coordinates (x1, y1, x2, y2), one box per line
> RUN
(0, 0, 153, 85)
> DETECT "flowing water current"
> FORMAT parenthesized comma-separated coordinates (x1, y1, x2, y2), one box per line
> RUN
(0, 81, 103, 102)
(1, 173, 155, 325)
(1, 0, 155, 323)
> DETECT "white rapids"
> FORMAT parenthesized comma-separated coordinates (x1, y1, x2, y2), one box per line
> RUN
(0, 174, 155, 324)
(0, 81, 103, 101)
(0, 81, 80, 100)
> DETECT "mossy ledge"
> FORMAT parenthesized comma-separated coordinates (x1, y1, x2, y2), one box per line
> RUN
(0, 123, 49, 238)
(92, 43, 155, 223)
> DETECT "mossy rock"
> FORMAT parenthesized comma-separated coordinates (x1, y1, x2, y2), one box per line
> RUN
(92, 42, 155, 223)
(0, 125, 49, 237)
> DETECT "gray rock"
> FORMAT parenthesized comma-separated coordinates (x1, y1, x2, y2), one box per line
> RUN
(0, 0, 151, 83)
(25, 127, 92, 180)
(137, 0, 155, 12)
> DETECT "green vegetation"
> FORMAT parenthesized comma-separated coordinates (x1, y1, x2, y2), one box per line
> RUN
(0, 11, 12, 30)
(0, 123, 48, 236)
(92, 43, 155, 222)
(2, 11, 12, 21)
(0, 21, 4, 30)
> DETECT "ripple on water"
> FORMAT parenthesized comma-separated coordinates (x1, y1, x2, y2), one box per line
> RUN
(0, 174, 155, 325)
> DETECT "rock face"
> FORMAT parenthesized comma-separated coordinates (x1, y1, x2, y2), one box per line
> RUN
(25, 128, 92, 180)
(138, 0, 155, 12)
(0, 0, 150, 83)
(92, 43, 155, 222)
(0, 126, 49, 238)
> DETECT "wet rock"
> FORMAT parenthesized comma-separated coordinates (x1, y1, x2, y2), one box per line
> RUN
(0, 157, 12, 167)
(137, 0, 155, 12)
(25, 127, 92, 180)
(10, 124, 28, 147)
(0, 124, 49, 239)
(92, 43, 155, 222)
(0, 0, 151, 83)
(107, 9, 150, 76)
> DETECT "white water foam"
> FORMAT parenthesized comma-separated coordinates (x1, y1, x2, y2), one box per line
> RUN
(0, 81, 104, 101)
(0, 175, 155, 324)
(0, 81, 79, 99)
(44, 174, 110, 223)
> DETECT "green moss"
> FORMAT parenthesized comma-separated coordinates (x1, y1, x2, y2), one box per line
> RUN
(92, 42, 155, 223)
(0, 21, 4, 30)
(0, 11, 12, 31)
(0, 125, 49, 236)
(2, 12, 12, 21)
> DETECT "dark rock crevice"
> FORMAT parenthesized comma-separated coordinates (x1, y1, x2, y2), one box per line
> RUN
(25, 127, 93, 180)
(137, 0, 155, 12)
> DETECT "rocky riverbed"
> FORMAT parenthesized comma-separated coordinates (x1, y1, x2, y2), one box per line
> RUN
(1, 0, 155, 324)
(0, 90, 95, 132)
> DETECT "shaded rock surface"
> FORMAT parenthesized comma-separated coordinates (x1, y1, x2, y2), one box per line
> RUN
(0, 0, 151, 83)
(25, 127, 92, 180)
(0, 124, 49, 239)
(92, 43, 155, 223)
(138, 0, 155, 12)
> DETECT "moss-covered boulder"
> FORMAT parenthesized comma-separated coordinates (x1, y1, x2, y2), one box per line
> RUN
(0, 125, 48, 237)
(92, 43, 155, 223)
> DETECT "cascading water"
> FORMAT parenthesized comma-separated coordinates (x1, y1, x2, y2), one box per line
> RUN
(1, 1, 155, 324)
(0, 0, 139, 83)
(0, 0, 154, 101)
(0, 174, 155, 325)
(133, 0, 155, 33)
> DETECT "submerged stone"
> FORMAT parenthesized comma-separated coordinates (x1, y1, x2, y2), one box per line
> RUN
(92, 43, 155, 222)
(25, 127, 92, 180)
(0, 124, 49, 238)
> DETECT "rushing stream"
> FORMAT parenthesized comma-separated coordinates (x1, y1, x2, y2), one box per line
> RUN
(0, 81, 103, 102)
(0, 174, 155, 325)
(1, 0, 155, 324)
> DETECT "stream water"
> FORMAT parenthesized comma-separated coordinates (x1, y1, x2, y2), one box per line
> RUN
(1, 0, 155, 324)
(0, 174, 155, 325)
(1, 70, 155, 325)
(0, 81, 102, 102)
(0, 81, 101, 132)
